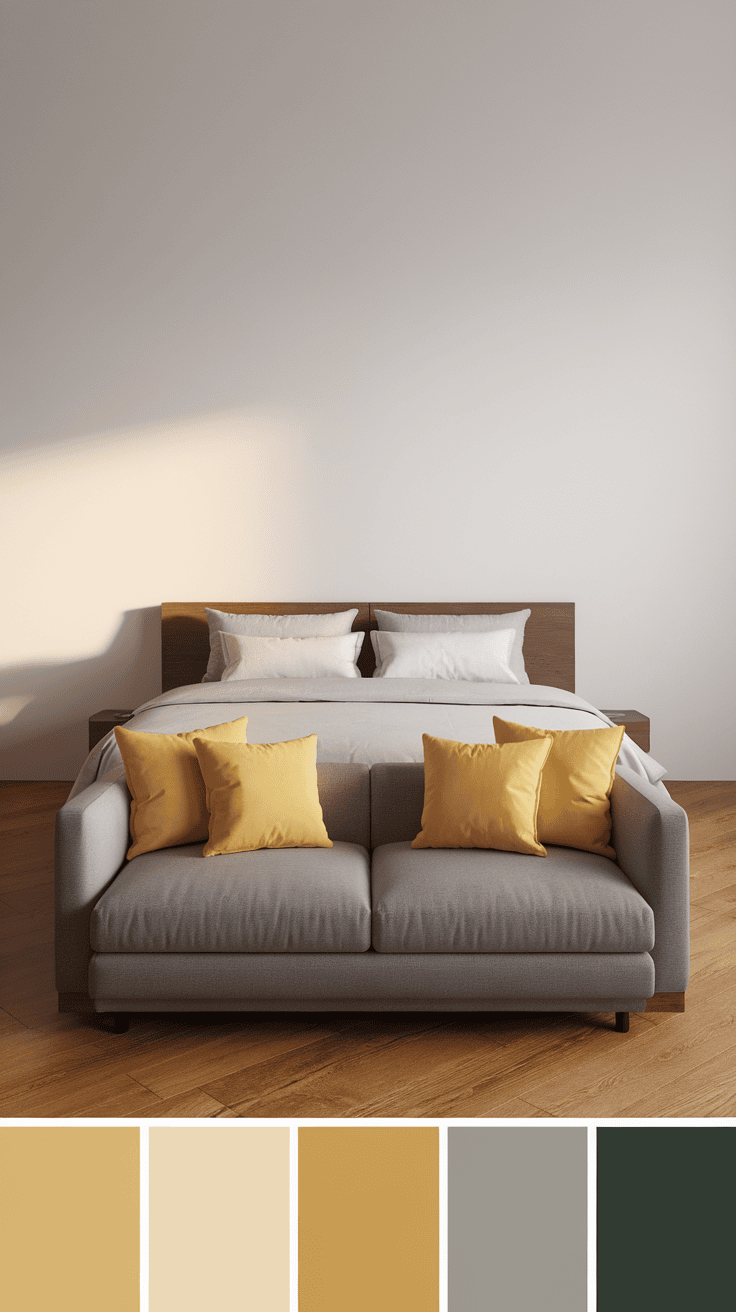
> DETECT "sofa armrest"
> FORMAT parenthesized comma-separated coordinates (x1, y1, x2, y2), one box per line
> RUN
(610, 766, 690, 993)
(55, 767, 130, 997)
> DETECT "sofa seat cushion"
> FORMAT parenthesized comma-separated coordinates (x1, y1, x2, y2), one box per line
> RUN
(371, 843, 654, 954)
(91, 841, 371, 953)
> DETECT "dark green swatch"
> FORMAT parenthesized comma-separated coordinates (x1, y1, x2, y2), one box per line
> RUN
(598, 1128, 735, 1312)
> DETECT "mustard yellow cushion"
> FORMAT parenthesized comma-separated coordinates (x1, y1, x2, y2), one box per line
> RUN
(492, 717, 625, 858)
(193, 734, 332, 855)
(411, 733, 552, 855)
(114, 716, 249, 859)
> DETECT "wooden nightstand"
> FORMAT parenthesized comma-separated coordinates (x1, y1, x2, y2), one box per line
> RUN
(600, 710, 650, 753)
(89, 710, 134, 752)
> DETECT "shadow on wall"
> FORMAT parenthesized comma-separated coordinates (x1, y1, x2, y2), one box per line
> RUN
(0, 608, 160, 781)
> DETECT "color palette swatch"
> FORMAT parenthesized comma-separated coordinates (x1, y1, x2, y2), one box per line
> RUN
(597, 1127, 735, 1312)
(3, 1124, 734, 1310)
(149, 1126, 289, 1312)
(0, 1127, 139, 1312)
(449, 1126, 587, 1312)
(299, 1126, 439, 1312)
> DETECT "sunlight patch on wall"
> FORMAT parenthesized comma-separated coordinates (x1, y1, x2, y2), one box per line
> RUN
(1, 407, 309, 665)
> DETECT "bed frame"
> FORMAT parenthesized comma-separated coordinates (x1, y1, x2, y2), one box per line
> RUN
(161, 601, 575, 692)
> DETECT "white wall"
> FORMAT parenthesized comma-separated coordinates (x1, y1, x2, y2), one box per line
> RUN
(2, 0, 734, 780)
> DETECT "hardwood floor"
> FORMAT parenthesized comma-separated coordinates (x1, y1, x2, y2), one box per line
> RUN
(1, 780, 734, 1119)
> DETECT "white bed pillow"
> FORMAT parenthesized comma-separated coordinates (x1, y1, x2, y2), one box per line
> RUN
(370, 629, 519, 683)
(203, 608, 359, 682)
(220, 631, 365, 680)
(373, 609, 531, 684)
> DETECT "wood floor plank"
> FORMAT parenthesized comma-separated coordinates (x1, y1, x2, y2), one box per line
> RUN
(0, 1006, 31, 1035)
(124, 1022, 340, 1100)
(481, 1098, 553, 1118)
(225, 1023, 502, 1118)
(2, 1022, 111, 1079)
(201, 1020, 448, 1112)
(687, 916, 736, 997)
(0, 778, 733, 1118)
(674, 960, 736, 1009)
(132, 1089, 235, 1118)
(2, 988, 81, 1030)
(0, 1037, 131, 1113)
(614, 1044, 736, 1117)
(693, 886, 736, 918)
(521, 994, 736, 1118)
(689, 909, 736, 959)
(2, 1068, 163, 1118)
(349, 1015, 654, 1118)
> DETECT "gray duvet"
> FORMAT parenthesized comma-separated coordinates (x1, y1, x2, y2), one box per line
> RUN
(71, 678, 666, 798)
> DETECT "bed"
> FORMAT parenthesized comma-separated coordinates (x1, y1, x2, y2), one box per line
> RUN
(72, 601, 666, 795)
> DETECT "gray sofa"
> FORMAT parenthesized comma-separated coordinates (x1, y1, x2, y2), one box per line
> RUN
(55, 760, 690, 1033)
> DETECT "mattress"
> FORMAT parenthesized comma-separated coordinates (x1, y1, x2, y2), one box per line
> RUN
(70, 677, 667, 797)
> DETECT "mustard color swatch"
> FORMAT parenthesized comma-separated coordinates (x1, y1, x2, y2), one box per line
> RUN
(149, 1127, 289, 1312)
(0, 1127, 139, 1312)
(299, 1126, 439, 1312)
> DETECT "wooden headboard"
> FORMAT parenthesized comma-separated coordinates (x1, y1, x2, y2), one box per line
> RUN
(161, 602, 574, 692)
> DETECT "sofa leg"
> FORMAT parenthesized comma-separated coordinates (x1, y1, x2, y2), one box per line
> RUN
(112, 1013, 130, 1034)
(614, 1011, 629, 1033)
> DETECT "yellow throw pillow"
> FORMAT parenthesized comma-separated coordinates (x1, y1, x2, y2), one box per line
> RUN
(193, 734, 332, 855)
(492, 717, 625, 858)
(411, 733, 552, 855)
(115, 715, 250, 859)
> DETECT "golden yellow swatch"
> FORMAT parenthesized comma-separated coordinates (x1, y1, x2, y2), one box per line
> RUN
(0, 1127, 139, 1312)
(299, 1126, 439, 1312)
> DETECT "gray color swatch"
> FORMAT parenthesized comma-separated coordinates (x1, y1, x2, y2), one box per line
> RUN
(449, 1127, 587, 1311)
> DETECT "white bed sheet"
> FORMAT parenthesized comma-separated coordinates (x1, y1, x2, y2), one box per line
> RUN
(71, 678, 667, 797)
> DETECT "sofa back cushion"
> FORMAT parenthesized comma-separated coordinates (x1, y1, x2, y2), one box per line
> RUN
(370, 764, 425, 848)
(318, 763, 371, 849)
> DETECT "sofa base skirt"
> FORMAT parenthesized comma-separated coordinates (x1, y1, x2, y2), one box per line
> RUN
(89, 950, 654, 1009)
(94, 997, 648, 1013)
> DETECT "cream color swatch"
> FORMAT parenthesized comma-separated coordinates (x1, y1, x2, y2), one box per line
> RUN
(0, 1127, 139, 1312)
(149, 1127, 289, 1312)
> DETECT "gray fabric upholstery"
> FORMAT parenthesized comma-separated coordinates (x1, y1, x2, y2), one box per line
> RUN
(91, 842, 371, 954)
(55, 768, 130, 993)
(370, 761, 689, 987)
(316, 763, 370, 848)
(89, 949, 655, 1001)
(54, 763, 369, 985)
(610, 766, 690, 992)
(371, 843, 654, 954)
(371, 763, 425, 847)
(57, 756, 684, 1017)
(94, 997, 649, 1012)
